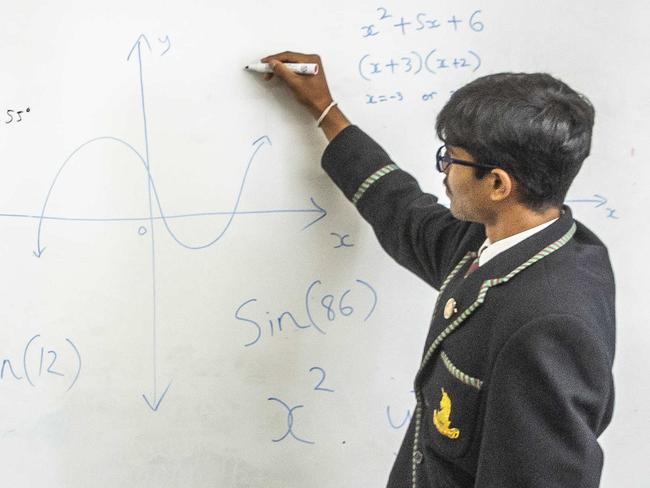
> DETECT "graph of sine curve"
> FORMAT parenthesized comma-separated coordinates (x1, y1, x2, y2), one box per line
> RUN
(0, 34, 327, 412)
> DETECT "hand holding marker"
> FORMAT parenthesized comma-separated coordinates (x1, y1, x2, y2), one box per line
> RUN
(245, 63, 319, 75)
(250, 52, 351, 140)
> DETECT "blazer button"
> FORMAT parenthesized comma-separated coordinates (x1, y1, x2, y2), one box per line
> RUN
(414, 450, 423, 464)
(444, 298, 458, 319)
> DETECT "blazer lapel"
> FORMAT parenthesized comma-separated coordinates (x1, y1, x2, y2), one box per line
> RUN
(415, 206, 577, 387)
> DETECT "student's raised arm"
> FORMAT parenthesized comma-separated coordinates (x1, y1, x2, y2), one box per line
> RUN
(256, 51, 480, 289)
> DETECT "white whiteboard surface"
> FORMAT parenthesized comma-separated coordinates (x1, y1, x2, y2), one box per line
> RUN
(1, 1, 648, 486)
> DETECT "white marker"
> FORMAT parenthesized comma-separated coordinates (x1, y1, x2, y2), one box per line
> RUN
(244, 63, 319, 75)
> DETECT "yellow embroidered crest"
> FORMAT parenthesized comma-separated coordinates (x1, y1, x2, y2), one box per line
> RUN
(433, 388, 460, 439)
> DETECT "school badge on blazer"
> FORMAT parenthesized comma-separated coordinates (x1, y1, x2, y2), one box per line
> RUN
(433, 387, 460, 439)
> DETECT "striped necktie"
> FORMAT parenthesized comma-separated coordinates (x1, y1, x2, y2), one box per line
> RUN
(464, 257, 480, 278)
(464, 243, 488, 278)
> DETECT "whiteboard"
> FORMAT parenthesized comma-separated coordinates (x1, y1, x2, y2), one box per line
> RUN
(1, 1, 648, 486)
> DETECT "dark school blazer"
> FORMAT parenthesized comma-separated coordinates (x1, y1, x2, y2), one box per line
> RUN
(321, 126, 616, 488)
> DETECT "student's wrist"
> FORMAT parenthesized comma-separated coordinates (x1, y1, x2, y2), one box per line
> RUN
(319, 106, 350, 141)
(309, 97, 334, 119)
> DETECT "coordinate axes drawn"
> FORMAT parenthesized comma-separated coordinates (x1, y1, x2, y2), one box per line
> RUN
(1, 34, 327, 412)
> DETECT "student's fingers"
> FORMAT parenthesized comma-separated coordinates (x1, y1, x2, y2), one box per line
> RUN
(261, 52, 323, 78)
(267, 59, 298, 84)
(260, 51, 332, 118)
(261, 51, 313, 64)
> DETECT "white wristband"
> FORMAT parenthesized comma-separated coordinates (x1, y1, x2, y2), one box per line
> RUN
(316, 101, 337, 126)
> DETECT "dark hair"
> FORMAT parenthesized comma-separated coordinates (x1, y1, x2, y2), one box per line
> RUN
(436, 73, 595, 210)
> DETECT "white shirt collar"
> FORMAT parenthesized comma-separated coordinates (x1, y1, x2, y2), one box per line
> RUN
(478, 218, 559, 267)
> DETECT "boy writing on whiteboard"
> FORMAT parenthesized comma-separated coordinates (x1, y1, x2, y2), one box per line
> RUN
(260, 51, 615, 488)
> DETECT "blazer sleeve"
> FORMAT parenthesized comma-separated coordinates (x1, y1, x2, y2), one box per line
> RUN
(475, 314, 615, 488)
(321, 125, 483, 289)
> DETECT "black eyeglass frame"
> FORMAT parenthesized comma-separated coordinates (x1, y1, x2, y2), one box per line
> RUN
(435, 145, 498, 173)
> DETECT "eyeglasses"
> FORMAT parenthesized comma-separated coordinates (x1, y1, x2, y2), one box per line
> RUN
(436, 145, 498, 173)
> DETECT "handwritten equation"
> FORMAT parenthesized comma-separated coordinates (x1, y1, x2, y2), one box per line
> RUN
(361, 8, 485, 38)
(234, 279, 378, 347)
(1, 334, 81, 392)
(355, 9, 486, 105)
(358, 49, 481, 81)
